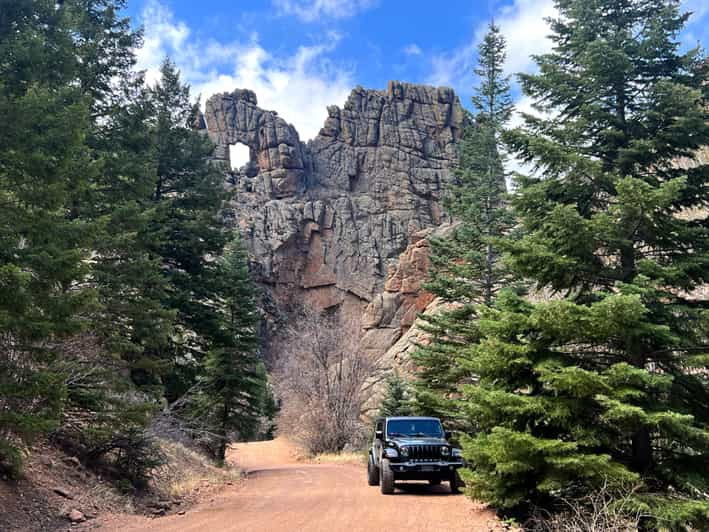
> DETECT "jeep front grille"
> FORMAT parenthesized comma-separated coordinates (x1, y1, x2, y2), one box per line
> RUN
(408, 444, 442, 461)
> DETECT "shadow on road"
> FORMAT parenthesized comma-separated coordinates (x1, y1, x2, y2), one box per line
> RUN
(393, 482, 463, 497)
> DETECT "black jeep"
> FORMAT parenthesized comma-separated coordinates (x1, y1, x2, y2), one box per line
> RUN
(367, 416, 464, 494)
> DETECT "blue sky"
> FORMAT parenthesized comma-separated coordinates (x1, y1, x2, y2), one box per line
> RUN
(126, 0, 709, 143)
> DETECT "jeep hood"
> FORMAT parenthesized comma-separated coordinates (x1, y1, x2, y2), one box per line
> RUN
(390, 437, 448, 445)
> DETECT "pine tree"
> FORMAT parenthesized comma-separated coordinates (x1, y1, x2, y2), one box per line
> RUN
(66, 74, 175, 485)
(56, 2, 169, 477)
(91, 76, 176, 397)
(413, 23, 514, 424)
(188, 238, 268, 463)
(74, 1, 175, 394)
(0, 0, 169, 480)
(144, 59, 231, 399)
(459, 1, 709, 527)
(378, 372, 414, 418)
(426, 22, 513, 306)
(0, 0, 98, 475)
(412, 307, 478, 424)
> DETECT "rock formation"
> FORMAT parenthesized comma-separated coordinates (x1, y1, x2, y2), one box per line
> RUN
(199, 80, 466, 389)
(359, 224, 457, 415)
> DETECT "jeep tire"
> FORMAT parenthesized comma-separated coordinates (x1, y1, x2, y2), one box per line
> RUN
(380, 458, 395, 494)
(449, 471, 461, 494)
(428, 478, 441, 486)
(367, 456, 380, 486)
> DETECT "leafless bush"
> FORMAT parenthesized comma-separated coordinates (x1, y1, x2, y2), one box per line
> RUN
(524, 482, 644, 532)
(151, 438, 242, 499)
(273, 306, 374, 454)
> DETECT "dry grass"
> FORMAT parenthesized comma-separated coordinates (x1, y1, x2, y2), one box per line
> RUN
(307, 450, 367, 466)
(152, 439, 243, 499)
(525, 483, 643, 532)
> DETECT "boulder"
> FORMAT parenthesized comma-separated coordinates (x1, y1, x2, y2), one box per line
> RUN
(67, 509, 85, 523)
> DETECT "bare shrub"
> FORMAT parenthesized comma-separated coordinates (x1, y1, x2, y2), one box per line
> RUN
(273, 306, 374, 454)
(151, 438, 242, 499)
(148, 382, 222, 451)
(46, 334, 164, 488)
(524, 483, 644, 532)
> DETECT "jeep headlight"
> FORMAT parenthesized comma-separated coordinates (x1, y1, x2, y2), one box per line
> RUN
(452, 448, 462, 458)
(441, 446, 450, 456)
(399, 445, 409, 458)
(384, 447, 399, 459)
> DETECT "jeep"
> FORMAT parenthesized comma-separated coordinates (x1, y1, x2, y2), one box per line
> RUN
(367, 416, 464, 494)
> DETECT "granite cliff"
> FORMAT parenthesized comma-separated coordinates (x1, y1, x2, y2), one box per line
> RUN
(198, 81, 466, 392)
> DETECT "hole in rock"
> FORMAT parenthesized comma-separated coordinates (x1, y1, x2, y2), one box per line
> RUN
(229, 143, 251, 171)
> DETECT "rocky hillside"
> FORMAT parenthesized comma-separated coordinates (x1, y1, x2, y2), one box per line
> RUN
(197, 81, 466, 382)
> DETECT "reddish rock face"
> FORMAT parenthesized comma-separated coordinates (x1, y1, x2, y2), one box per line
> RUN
(199, 82, 466, 376)
(368, 228, 438, 332)
(359, 225, 452, 374)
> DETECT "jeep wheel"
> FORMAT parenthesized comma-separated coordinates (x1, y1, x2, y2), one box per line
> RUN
(449, 472, 461, 494)
(380, 458, 395, 494)
(428, 478, 441, 486)
(367, 457, 380, 486)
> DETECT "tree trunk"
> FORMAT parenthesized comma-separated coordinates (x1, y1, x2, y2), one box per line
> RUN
(628, 334, 652, 473)
(217, 400, 229, 463)
(632, 426, 652, 473)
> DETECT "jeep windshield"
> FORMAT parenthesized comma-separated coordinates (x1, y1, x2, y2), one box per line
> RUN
(386, 419, 443, 438)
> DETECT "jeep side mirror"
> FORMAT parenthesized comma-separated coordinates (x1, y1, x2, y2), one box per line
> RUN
(445, 431, 452, 440)
(375, 430, 383, 440)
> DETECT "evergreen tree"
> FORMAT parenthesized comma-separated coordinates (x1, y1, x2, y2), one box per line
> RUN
(0, 0, 98, 476)
(412, 307, 478, 424)
(92, 74, 176, 398)
(66, 75, 174, 483)
(0, 1, 264, 479)
(426, 22, 513, 306)
(188, 238, 268, 463)
(459, 1, 709, 527)
(0, 0, 168, 480)
(378, 372, 414, 418)
(144, 60, 231, 400)
(413, 23, 514, 424)
(55, 1, 168, 476)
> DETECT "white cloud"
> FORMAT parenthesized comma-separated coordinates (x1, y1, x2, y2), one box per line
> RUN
(426, 0, 555, 91)
(426, 43, 475, 89)
(135, 1, 353, 142)
(423, 0, 557, 177)
(495, 0, 556, 77)
(682, 0, 709, 45)
(403, 43, 422, 56)
(134, 1, 190, 86)
(273, 0, 377, 22)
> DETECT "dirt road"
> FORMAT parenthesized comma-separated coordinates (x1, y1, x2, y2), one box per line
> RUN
(104, 439, 502, 532)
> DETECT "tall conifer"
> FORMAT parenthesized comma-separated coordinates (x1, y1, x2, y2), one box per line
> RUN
(378, 372, 414, 418)
(0, 0, 143, 475)
(459, 1, 709, 527)
(413, 23, 513, 424)
(188, 239, 268, 463)
(145, 60, 230, 399)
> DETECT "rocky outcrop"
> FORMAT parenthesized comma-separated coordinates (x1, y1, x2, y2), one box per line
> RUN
(200, 80, 465, 375)
(359, 225, 456, 416)
(359, 225, 454, 357)
(204, 89, 308, 199)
